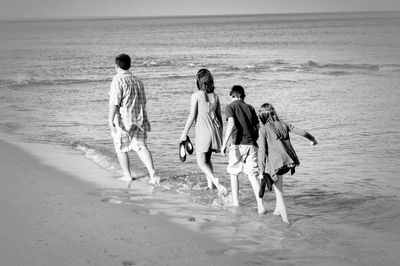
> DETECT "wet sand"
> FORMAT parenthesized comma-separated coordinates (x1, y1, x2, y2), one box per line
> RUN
(0, 138, 256, 266)
(2, 137, 399, 266)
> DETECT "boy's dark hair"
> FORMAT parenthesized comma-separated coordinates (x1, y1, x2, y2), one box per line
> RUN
(196, 68, 215, 93)
(230, 85, 246, 99)
(115, 54, 131, 70)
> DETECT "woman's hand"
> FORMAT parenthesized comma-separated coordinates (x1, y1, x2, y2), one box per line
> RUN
(180, 134, 187, 142)
(258, 173, 264, 180)
(220, 144, 226, 156)
(110, 126, 117, 137)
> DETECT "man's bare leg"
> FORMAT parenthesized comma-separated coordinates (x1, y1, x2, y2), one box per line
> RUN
(116, 151, 133, 182)
(136, 145, 159, 185)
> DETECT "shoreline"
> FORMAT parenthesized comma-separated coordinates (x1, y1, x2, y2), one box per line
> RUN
(1, 135, 399, 266)
(0, 137, 256, 266)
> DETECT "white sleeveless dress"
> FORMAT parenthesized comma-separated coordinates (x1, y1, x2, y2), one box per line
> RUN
(194, 91, 223, 153)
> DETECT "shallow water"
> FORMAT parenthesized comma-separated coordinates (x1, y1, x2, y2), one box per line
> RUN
(1, 12, 400, 264)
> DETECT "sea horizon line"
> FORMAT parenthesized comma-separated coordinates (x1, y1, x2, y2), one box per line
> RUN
(1, 10, 399, 23)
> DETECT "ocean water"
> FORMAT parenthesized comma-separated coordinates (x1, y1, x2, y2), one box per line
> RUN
(1, 12, 400, 265)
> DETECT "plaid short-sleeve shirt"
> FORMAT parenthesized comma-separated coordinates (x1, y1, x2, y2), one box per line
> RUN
(109, 70, 151, 133)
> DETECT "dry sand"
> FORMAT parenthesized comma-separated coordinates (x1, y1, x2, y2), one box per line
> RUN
(0, 138, 256, 266)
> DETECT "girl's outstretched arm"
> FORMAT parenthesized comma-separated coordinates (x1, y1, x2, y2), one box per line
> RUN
(287, 122, 317, 145)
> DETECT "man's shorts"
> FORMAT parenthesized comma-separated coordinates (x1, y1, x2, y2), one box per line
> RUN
(227, 144, 258, 176)
(112, 126, 147, 153)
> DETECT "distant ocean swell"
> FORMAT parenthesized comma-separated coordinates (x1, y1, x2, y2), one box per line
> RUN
(0, 75, 110, 87)
(136, 58, 400, 74)
(222, 61, 397, 74)
(2, 60, 399, 87)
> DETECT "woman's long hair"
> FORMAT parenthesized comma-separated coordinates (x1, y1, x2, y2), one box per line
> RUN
(258, 103, 288, 139)
(196, 69, 215, 93)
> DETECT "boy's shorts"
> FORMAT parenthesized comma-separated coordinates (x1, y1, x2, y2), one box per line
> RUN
(112, 126, 147, 153)
(227, 145, 258, 176)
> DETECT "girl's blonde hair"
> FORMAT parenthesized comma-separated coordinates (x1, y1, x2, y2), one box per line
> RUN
(258, 103, 288, 139)
(258, 103, 279, 124)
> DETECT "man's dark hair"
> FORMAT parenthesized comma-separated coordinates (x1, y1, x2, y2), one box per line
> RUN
(115, 54, 131, 70)
(230, 85, 246, 99)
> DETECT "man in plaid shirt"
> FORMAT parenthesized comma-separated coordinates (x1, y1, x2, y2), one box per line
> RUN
(109, 54, 160, 185)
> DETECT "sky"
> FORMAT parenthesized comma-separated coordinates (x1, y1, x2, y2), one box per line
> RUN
(1, 0, 400, 19)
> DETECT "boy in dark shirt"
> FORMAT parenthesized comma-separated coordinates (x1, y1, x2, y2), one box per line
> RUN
(221, 85, 265, 213)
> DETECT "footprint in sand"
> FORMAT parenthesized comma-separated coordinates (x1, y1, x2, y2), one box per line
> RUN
(101, 197, 124, 204)
(206, 248, 239, 256)
(185, 216, 196, 222)
(121, 260, 135, 266)
(147, 209, 159, 215)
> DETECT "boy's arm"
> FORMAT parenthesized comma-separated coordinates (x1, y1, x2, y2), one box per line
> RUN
(221, 117, 234, 155)
(255, 122, 260, 139)
(251, 106, 260, 139)
(215, 96, 223, 126)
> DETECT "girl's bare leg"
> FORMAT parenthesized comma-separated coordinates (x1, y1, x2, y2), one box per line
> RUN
(273, 175, 289, 224)
(248, 173, 266, 214)
(197, 151, 227, 195)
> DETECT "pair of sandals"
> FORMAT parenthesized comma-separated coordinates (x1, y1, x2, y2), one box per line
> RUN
(179, 136, 194, 162)
(259, 173, 274, 198)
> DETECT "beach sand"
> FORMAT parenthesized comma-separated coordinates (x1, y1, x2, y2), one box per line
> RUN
(0, 138, 256, 266)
